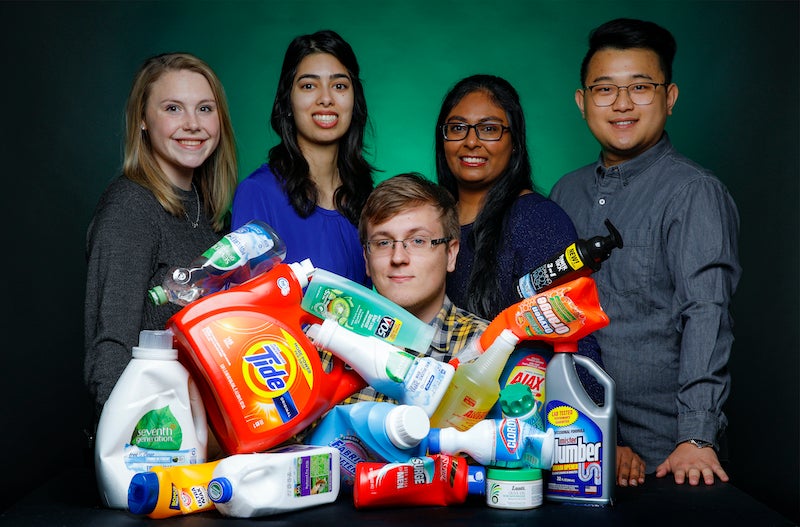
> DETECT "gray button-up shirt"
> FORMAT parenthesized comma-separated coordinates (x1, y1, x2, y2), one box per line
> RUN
(550, 133, 741, 470)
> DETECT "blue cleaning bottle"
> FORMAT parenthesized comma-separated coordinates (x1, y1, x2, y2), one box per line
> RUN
(306, 402, 430, 488)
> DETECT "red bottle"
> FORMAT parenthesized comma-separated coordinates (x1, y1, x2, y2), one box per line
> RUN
(353, 454, 485, 508)
(167, 259, 365, 454)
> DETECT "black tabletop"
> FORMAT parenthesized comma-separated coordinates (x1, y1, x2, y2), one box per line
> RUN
(0, 467, 794, 527)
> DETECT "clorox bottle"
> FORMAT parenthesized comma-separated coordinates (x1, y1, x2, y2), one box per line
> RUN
(167, 259, 365, 454)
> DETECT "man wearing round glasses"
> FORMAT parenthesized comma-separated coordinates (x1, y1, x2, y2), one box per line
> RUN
(551, 19, 740, 490)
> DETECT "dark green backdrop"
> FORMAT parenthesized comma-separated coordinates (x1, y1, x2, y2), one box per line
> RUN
(2, 0, 797, 521)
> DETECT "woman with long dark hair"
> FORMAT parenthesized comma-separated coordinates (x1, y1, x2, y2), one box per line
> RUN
(232, 30, 375, 284)
(436, 74, 576, 319)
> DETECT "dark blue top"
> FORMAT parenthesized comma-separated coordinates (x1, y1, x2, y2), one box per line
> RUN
(231, 164, 369, 286)
(447, 191, 578, 314)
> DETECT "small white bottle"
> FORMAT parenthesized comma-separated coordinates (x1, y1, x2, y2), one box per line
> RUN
(94, 330, 207, 509)
(305, 319, 454, 416)
(207, 445, 341, 518)
(428, 418, 554, 469)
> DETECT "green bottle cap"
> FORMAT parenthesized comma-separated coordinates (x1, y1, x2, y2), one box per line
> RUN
(500, 383, 535, 417)
(147, 286, 167, 305)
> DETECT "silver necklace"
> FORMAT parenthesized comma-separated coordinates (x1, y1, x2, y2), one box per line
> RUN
(184, 183, 200, 228)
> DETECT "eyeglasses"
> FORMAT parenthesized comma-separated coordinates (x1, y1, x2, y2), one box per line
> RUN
(441, 122, 510, 141)
(365, 236, 452, 255)
(584, 82, 667, 107)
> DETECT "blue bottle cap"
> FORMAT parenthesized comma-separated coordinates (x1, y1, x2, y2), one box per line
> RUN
(427, 428, 441, 453)
(127, 472, 159, 515)
(467, 465, 487, 496)
(207, 477, 233, 504)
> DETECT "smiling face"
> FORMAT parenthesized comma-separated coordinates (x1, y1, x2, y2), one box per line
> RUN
(577, 47, 678, 167)
(290, 52, 355, 150)
(142, 69, 220, 189)
(364, 204, 458, 323)
(442, 90, 513, 193)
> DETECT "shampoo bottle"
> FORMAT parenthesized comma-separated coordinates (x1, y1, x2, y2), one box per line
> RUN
(94, 330, 207, 509)
(429, 330, 519, 430)
(305, 319, 454, 416)
(207, 445, 340, 518)
(545, 341, 616, 506)
(353, 454, 485, 509)
(301, 267, 435, 353)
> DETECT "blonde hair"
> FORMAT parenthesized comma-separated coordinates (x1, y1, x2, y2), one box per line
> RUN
(123, 52, 237, 232)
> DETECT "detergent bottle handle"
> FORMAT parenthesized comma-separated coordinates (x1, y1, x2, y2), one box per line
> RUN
(328, 361, 368, 404)
(571, 354, 615, 417)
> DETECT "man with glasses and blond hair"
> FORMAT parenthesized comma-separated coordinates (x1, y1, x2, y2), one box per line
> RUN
(551, 18, 740, 489)
(339, 172, 488, 404)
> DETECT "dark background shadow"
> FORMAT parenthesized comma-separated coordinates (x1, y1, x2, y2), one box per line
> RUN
(1, 1, 797, 522)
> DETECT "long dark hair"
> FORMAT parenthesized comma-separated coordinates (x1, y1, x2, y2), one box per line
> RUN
(269, 29, 374, 225)
(435, 74, 533, 318)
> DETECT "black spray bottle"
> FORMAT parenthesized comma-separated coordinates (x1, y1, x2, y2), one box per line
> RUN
(516, 219, 623, 298)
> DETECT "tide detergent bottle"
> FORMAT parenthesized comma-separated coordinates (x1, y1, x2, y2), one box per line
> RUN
(167, 259, 366, 454)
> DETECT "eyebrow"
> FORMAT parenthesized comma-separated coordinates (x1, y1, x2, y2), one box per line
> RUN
(444, 115, 506, 123)
(296, 72, 351, 82)
(369, 227, 434, 239)
(588, 72, 657, 84)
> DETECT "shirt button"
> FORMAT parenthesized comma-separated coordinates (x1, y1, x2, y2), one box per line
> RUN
(598, 198, 606, 206)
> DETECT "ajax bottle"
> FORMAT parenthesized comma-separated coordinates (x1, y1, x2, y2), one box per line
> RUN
(301, 267, 435, 353)
(207, 445, 340, 518)
(94, 330, 207, 509)
(545, 341, 616, 506)
(430, 329, 519, 430)
(353, 454, 485, 509)
(305, 319, 454, 416)
(167, 259, 365, 454)
(427, 418, 554, 470)
(516, 219, 622, 298)
(149, 219, 287, 306)
(127, 460, 221, 518)
(306, 402, 430, 487)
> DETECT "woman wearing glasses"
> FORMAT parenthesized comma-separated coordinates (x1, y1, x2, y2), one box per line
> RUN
(232, 30, 374, 285)
(435, 74, 578, 320)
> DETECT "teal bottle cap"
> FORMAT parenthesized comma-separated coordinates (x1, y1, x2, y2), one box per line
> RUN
(499, 383, 535, 417)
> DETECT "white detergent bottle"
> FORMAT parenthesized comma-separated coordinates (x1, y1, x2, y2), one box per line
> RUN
(94, 329, 207, 509)
(544, 341, 616, 505)
(305, 319, 454, 416)
(207, 445, 341, 518)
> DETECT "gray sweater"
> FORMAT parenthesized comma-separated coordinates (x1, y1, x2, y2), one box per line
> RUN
(84, 176, 221, 416)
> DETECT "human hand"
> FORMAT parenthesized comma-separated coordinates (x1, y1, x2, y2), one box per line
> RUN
(616, 445, 646, 487)
(655, 442, 729, 485)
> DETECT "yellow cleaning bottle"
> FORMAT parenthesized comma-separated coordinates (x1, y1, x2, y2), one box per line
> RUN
(429, 330, 519, 430)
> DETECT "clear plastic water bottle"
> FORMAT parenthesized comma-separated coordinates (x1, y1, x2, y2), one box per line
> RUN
(148, 220, 287, 306)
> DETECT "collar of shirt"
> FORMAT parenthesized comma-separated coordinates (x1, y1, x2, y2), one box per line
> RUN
(593, 132, 674, 188)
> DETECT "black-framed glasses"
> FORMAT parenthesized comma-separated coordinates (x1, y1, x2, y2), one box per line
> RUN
(441, 122, 510, 141)
(584, 82, 667, 107)
(365, 236, 452, 255)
